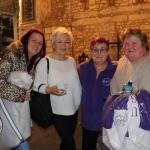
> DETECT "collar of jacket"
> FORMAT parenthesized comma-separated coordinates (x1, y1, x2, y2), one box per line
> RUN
(88, 56, 114, 70)
(5, 40, 27, 63)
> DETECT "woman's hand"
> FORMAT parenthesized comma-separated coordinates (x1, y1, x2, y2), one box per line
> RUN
(25, 91, 30, 101)
(46, 86, 65, 96)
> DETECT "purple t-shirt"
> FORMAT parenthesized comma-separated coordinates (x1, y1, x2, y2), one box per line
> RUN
(77, 56, 117, 132)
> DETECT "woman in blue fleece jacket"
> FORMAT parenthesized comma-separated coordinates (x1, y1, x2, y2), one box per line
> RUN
(77, 37, 117, 150)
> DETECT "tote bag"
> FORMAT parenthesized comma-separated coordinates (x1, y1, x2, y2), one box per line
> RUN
(0, 97, 31, 150)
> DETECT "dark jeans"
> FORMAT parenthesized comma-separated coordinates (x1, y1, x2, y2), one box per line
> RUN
(82, 127, 99, 150)
(53, 111, 78, 150)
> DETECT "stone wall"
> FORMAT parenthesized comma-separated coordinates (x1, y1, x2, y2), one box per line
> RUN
(19, 0, 150, 63)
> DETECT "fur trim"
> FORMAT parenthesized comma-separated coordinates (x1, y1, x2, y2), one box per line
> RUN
(5, 40, 23, 52)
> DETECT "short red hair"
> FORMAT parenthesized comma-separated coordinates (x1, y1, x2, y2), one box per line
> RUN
(90, 37, 109, 50)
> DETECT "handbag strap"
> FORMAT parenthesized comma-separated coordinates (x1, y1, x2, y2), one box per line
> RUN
(0, 97, 24, 142)
(46, 58, 49, 74)
(38, 58, 50, 92)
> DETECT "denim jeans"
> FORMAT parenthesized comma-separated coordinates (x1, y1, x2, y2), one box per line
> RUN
(15, 141, 30, 150)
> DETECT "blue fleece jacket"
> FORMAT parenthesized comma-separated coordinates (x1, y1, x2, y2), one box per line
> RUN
(77, 56, 117, 132)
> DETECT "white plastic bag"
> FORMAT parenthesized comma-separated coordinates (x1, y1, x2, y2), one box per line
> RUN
(122, 137, 150, 150)
(103, 109, 128, 150)
(0, 71, 32, 149)
(0, 98, 31, 150)
(7, 71, 33, 90)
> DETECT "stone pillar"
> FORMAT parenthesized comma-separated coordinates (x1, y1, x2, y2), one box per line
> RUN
(13, 14, 18, 40)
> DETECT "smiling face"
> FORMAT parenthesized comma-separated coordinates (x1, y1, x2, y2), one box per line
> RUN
(52, 33, 71, 56)
(91, 42, 109, 65)
(123, 35, 147, 63)
(28, 32, 43, 59)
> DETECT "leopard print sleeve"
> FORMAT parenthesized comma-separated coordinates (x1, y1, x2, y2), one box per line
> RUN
(0, 52, 26, 102)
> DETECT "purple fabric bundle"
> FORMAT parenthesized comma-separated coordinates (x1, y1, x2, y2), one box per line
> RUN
(102, 90, 150, 131)
(101, 90, 150, 150)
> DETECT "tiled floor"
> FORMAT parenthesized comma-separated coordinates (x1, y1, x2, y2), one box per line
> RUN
(27, 108, 82, 150)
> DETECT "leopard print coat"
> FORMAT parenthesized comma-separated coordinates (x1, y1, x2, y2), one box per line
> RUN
(0, 41, 41, 102)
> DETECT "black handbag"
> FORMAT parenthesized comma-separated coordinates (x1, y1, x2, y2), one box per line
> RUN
(30, 58, 53, 129)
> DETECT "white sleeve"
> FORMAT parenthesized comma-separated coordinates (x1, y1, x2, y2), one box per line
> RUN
(33, 58, 48, 94)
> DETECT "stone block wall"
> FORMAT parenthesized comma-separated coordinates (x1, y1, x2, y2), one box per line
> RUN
(18, 0, 150, 63)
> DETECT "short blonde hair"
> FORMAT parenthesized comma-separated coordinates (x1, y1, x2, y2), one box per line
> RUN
(51, 27, 73, 47)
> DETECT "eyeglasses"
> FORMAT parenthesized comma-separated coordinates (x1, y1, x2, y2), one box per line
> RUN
(92, 47, 108, 54)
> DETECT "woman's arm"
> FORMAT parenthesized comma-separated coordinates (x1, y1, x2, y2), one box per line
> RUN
(33, 58, 64, 96)
(33, 58, 48, 93)
(0, 53, 26, 102)
(33, 58, 71, 96)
